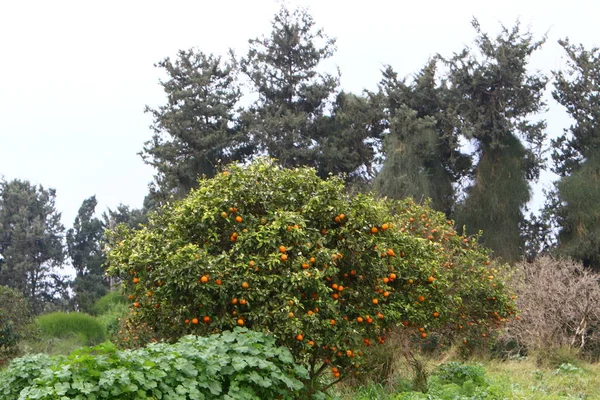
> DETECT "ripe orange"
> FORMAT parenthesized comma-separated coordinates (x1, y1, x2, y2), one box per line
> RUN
(418, 295, 425, 302)
(332, 283, 338, 290)
(381, 223, 389, 231)
(200, 275, 209, 283)
(280, 254, 288, 261)
(235, 216, 243, 223)
(427, 276, 435, 283)
(330, 319, 336, 325)
(433, 312, 439, 318)
(332, 293, 339, 300)
(389, 273, 397, 280)
(203, 316, 210, 323)
(370, 227, 378, 234)
(296, 334, 303, 341)
(239, 299, 247, 305)
(215, 279, 222, 285)
(249, 260, 255, 267)
(372, 298, 378, 305)
(191, 318, 199, 325)
(231, 298, 238, 305)
(279, 245, 286, 253)
(356, 316, 364, 323)
(310, 257, 316, 263)
(222, 171, 229, 176)
(301, 263, 309, 269)
(337, 285, 344, 292)
(241, 282, 249, 289)
(132, 277, 140, 284)
(339, 213, 345, 220)
(184, 319, 190, 324)
(421, 333, 427, 339)
(387, 248, 395, 256)
(383, 291, 389, 297)
(237, 318, 244, 326)
(307, 340, 315, 346)
(133, 302, 140, 308)
(418, 327, 425, 332)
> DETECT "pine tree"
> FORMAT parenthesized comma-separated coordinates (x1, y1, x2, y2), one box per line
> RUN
(445, 20, 547, 263)
(0, 180, 65, 313)
(142, 49, 248, 202)
(66, 196, 107, 313)
(241, 5, 338, 169)
(314, 91, 384, 186)
(550, 40, 600, 268)
(374, 62, 469, 216)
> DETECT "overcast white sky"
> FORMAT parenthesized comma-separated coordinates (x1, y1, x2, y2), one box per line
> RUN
(1, 0, 598, 228)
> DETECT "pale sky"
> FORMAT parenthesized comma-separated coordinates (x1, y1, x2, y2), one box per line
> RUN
(1, 0, 598, 228)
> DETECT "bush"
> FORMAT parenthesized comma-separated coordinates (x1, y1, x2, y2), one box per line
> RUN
(35, 312, 106, 345)
(90, 291, 127, 316)
(107, 158, 515, 392)
(0, 286, 31, 365)
(504, 256, 600, 361)
(0, 328, 307, 400)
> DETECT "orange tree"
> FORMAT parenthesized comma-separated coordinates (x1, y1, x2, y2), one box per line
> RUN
(106, 158, 514, 393)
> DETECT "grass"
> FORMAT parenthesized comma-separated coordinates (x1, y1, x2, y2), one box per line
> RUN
(330, 357, 600, 399)
(35, 311, 106, 346)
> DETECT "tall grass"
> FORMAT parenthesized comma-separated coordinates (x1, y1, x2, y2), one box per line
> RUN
(35, 312, 105, 346)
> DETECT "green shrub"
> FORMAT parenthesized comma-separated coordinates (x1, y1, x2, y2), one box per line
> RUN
(35, 312, 105, 345)
(0, 328, 307, 400)
(90, 291, 127, 316)
(434, 362, 487, 386)
(0, 286, 31, 365)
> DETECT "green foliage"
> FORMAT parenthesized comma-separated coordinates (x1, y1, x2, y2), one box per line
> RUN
(67, 195, 109, 313)
(550, 40, 600, 269)
(0, 328, 308, 400)
(374, 62, 468, 216)
(92, 291, 129, 340)
(0, 179, 67, 313)
(315, 91, 384, 186)
(434, 362, 487, 386)
(241, 5, 340, 171)
(142, 49, 246, 201)
(35, 312, 106, 346)
(91, 290, 127, 316)
(106, 158, 514, 393)
(444, 20, 547, 263)
(0, 286, 31, 364)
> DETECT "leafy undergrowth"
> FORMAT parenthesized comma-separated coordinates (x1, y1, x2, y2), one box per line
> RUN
(333, 359, 600, 399)
(1, 328, 307, 400)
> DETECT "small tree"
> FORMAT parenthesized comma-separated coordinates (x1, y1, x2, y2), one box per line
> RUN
(107, 158, 514, 394)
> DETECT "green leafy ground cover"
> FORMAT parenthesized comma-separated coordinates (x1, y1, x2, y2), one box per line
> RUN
(1, 328, 307, 400)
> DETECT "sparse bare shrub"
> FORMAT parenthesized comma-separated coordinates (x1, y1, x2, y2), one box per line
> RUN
(504, 256, 600, 361)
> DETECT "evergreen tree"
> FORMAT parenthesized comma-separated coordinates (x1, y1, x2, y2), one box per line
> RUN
(445, 20, 547, 262)
(66, 196, 107, 313)
(314, 91, 384, 186)
(550, 40, 600, 269)
(0, 180, 65, 313)
(142, 49, 248, 202)
(241, 5, 338, 169)
(374, 62, 469, 216)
